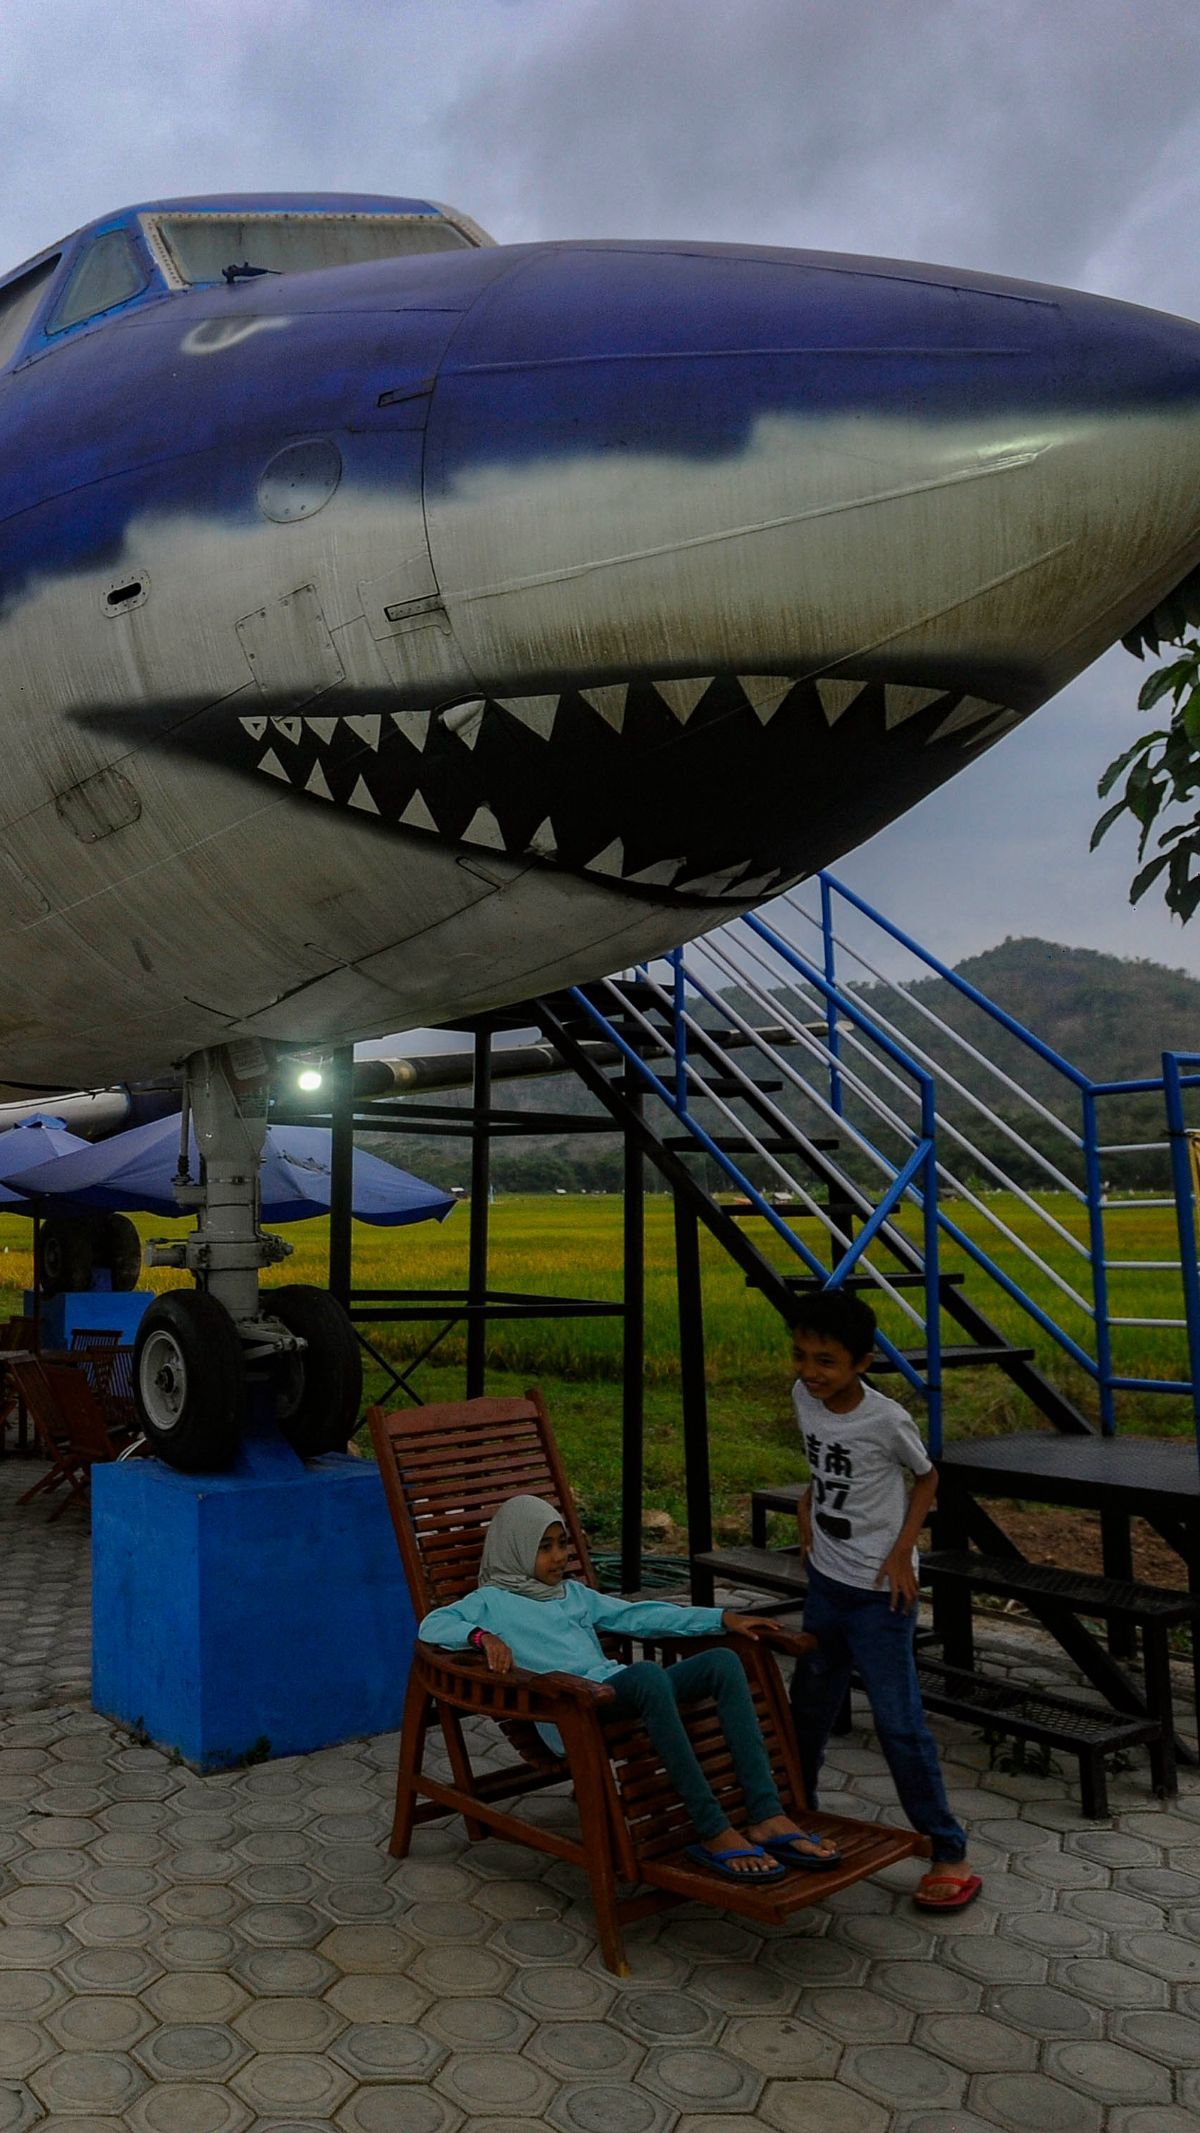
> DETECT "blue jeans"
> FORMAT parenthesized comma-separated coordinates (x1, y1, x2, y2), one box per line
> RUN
(791, 1562, 967, 1864)
(607, 1649, 782, 1842)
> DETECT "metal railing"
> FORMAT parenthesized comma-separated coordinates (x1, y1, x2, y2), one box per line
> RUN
(568, 918, 946, 1447)
(768, 874, 1200, 1434)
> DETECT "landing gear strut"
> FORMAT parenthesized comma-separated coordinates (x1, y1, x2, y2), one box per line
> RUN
(132, 1043, 362, 1471)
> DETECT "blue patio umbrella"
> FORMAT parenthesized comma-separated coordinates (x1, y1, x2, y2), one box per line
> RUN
(7, 1113, 455, 1227)
(0, 1116, 92, 1210)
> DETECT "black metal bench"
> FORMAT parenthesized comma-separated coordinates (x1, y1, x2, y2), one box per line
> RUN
(921, 1549, 1200, 1795)
(916, 1656, 1161, 1818)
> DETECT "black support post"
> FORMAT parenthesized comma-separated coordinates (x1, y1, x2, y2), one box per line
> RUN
(466, 1029, 492, 1397)
(328, 1044, 354, 1312)
(675, 1194, 714, 1599)
(621, 1073, 645, 1595)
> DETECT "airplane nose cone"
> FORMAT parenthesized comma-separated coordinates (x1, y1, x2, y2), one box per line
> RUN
(426, 242, 1200, 704)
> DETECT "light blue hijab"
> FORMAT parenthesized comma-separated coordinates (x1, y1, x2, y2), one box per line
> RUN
(478, 1495, 566, 1602)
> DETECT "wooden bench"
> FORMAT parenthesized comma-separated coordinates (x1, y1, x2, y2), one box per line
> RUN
(916, 1656, 1161, 1818)
(921, 1549, 1200, 1796)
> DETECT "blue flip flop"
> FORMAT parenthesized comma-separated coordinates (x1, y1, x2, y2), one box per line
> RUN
(762, 1830, 843, 1872)
(685, 1842, 787, 1884)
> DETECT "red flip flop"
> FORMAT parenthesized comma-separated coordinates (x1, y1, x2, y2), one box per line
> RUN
(913, 1869, 983, 1911)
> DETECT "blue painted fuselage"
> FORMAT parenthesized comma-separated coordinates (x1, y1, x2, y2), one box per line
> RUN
(0, 193, 1198, 1085)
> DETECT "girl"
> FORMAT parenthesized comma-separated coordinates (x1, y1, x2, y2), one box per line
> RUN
(419, 1493, 841, 1882)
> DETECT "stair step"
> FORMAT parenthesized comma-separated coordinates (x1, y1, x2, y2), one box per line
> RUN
(874, 1344, 1036, 1371)
(690, 1543, 809, 1599)
(779, 1271, 966, 1292)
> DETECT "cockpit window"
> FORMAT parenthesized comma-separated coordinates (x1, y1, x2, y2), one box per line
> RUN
(0, 256, 59, 367)
(151, 211, 475, 287)
(46, 228, 148, 334)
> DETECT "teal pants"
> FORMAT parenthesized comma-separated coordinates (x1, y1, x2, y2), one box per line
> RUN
(607, 1648, 782, 1841)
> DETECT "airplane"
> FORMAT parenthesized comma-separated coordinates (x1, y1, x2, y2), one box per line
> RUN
(1, 189, 1198, 1469)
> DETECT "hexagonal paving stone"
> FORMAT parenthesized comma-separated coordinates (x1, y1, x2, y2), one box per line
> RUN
(912, 2012, 1037, 2073)
(758, 2082, 890, 2133)
(545, 2084, 675, 2133)
(1042, 2040, 1173, 2108)
(990, 1983, 1102, 2039)
(148, 1927, 239, 1972)
(1109, 2112, 1200, 2133)
(408, 1945, 515, 1998)
(231, 1947, 338, 1999)
(323, 1974, 431, 2026)
(328, 2020, 449, 2081)
(316, 1924, 417, 1974)
(1057, 1955, 1169, 2009)
(422, 1996, 533, 2054)
(505, 1963, 614, 2022)
(1109, 2008, 1200, 2067)
(126, 2081, 254, 2133)
(968, 2070, 1102, 2132)
(870, 1960, 981, 2014)
(1007, 1912, 1103, 1956)
(637, 2044, 764, 2112)
(834, 1912, 928, 1960)
(46, 1994, 155, 2053)
(232, 1995, 345, 2053)
(1112, 1928, 1200, 1983)
(133, 2023, 251, 2084)
(54, 1942, 162, 1996)
(610, 1988, 724, 2047)
(0, 2020, 53, 2079)
(0, 1923, 74, 1969)
(759, 1936, 867, 1988)
(487, 1916, 591, 1966)
(0, 1970, 64, 2021)
(230, 2051, 355, 2117)
(1063, 1887, 1164, 1930)
(840, 2044, 966, 2112)
(29, 2048, 148, 2117)
(0, 1887, 80, 1927)
(942, 1938, 1047, 1987)
(0, 2082, 39, 2133)
(335, 2090, 464, 2133)
(434, 2050, 558, 2117)
(141, 1972, 248, 2026)
(722, 2015, 841, 2081)
(526, 2016, 643, 2081)
(801, 1986, 912, 2045)
(688, 1961, 798, 2016)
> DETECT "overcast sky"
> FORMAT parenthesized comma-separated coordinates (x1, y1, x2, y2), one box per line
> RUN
(4, 0, 1200, 986)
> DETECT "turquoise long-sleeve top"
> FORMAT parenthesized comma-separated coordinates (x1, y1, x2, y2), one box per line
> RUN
(419, 1580, 726, 1683)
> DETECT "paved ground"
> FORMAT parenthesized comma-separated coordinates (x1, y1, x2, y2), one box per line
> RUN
(3, 1458, 1200, 2133)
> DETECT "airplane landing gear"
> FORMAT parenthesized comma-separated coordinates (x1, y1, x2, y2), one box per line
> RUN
(133, 1043, 361, 1470)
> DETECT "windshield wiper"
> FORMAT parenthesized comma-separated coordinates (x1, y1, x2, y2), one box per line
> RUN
(221, 261, 281, 284)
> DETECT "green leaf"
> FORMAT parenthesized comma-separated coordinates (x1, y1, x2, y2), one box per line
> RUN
(1097, 735, 1160, 799)
(1138, 664, 1189, 711)
(1130, 852, 1171, 904)
(1090, 798, 1129, 850)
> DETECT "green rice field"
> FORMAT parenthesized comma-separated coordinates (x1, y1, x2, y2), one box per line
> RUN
(1, 1190, 1191, 1543)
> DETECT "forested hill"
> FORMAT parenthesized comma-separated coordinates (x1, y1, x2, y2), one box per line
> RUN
(927, 938, 1200, 1086)
(364, 937, 1200, 1192)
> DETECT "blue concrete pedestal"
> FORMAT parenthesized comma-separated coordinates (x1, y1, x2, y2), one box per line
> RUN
(30, 1288, 154, 1349)
(91, 1414, 415, 1770)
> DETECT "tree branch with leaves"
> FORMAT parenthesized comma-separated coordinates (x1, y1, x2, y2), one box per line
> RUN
(1094, 563, 1200, 921)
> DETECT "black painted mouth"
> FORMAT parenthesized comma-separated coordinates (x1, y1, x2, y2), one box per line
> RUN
(84, 670, 1023, 898)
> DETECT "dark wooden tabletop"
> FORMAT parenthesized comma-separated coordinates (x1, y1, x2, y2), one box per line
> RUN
(940, 1432, 1200, 1514)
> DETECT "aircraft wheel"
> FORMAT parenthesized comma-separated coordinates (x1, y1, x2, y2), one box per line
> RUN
(134, 1292, 245, 1470)
(269, 1285, 363, 1457)
(97, 1213, 142, 1292)
(38, 1216, 94, 1297)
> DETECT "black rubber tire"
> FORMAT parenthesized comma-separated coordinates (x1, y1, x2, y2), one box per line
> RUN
(268, 1285, 363, 1457)
(38, 1216, 95, 1297)
(96, 1213, 142, 1292)
(133, 1291, 246, 1471)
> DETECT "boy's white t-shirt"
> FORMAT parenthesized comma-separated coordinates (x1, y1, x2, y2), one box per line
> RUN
(792, 1378, 932, 1589)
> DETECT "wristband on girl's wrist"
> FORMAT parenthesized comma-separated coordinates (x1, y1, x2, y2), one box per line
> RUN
(469, 1628, 486, 1651)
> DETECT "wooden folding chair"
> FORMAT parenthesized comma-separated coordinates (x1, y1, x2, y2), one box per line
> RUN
(368, 1390, 921, 1975)
(69, 1331, 139, 1439)
(0, 1316, 38, 1454)
(13, 1357, 143, 1518)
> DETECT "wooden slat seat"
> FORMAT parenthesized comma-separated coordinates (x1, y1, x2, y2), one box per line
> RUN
(369, 1390, 920, 1975)
(13, 1357, 144, 1518)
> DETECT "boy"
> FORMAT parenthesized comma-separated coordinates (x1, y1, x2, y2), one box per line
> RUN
(788, 1291, 981, 1910)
